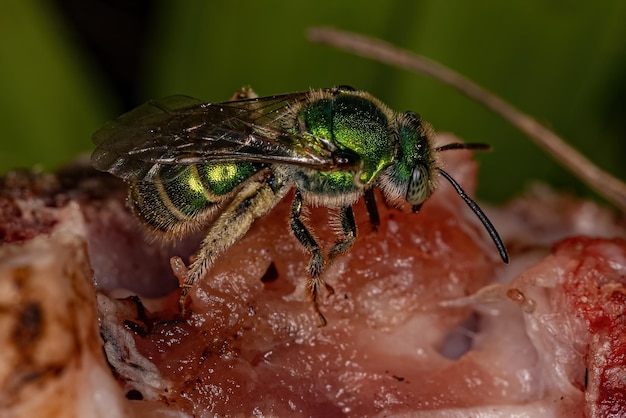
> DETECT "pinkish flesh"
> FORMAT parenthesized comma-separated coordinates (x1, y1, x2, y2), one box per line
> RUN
(1, 137, 625, 417)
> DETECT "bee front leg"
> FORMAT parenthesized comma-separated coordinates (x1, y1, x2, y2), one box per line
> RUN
(289, 189, 333, 326)
(328, 205, 357, 263)
(363, 188, 380, 232)
(179, 172, 285, 315)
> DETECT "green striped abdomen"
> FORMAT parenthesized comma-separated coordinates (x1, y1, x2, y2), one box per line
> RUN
(129, 161, 262, 234)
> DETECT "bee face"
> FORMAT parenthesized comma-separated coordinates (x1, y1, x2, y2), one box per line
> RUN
(377, 111, 438, 207)
(91, 86, 508, 325)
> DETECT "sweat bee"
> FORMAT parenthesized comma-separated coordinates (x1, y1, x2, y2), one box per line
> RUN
(91, 85, 508, 325)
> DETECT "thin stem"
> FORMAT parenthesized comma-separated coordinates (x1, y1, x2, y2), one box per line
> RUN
(308, 27, 626, 212)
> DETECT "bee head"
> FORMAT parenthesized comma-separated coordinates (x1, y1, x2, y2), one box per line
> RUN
(377, 111, 438, 209)
(376, 113, 509, 263)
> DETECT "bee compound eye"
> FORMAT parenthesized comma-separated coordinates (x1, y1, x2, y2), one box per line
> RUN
(406, 165, 430, 205)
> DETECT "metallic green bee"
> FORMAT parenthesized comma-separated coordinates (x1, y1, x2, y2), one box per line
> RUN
(92, 86, 508, 325)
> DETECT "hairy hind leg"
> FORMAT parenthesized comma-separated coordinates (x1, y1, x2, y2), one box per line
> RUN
(178, 173, 286, 314)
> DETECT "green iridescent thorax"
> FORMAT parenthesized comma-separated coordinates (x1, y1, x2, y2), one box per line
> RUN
(289, 91, 396, 201)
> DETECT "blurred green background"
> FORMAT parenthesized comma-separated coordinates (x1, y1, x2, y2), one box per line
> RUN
(1, 0, 625, 204)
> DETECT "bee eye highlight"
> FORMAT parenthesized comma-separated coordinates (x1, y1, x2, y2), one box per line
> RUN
(406, 164, 431, 205)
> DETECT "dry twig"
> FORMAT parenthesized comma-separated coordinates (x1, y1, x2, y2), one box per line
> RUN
(308, 27, 626, 212)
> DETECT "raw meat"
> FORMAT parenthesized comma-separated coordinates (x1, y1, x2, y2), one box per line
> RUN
(0, 134, 624, 417)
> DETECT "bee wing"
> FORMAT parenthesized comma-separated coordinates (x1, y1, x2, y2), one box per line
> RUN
(92, 91, 356, 182)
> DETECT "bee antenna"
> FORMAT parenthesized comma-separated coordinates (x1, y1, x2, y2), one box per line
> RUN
(437, 168, 509, 264)
(435, 143, 491, 152)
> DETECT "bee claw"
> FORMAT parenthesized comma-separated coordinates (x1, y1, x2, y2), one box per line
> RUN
(308, 277, 335, 326)
(170, 256, 193, 316)
(316, 310, 328, 327)
(311, 288, 327, 327)
(178, 284, 193, 317)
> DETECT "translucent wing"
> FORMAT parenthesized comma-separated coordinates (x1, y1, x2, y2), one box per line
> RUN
(91, 90, 357, 182)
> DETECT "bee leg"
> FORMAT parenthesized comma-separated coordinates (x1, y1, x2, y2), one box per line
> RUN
(229, 86, 258, 101)
(179, 173, 285, 315)
(363, 188, 380, 232)
(290, 189, 325, 277)
(289, 189, 330, 326)
(328, 205, 357, 264)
